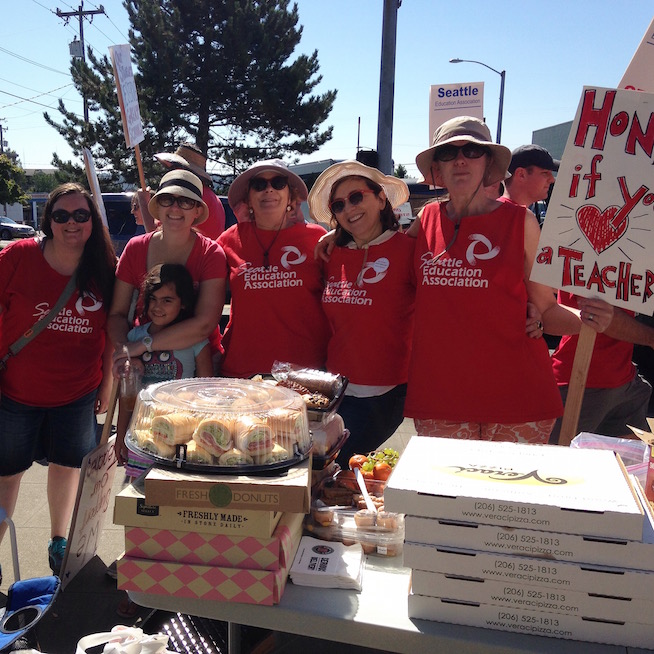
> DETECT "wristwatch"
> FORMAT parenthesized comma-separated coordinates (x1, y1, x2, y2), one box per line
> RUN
(142, 335, 153, 353)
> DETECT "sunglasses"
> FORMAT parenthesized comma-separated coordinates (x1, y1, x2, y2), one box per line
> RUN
(329, 189, 377, 215)
(156, 194, 199, 210)
(51, 208, 92, 224)
(434, 143, 490, 162)
(249, 176, 289, 192)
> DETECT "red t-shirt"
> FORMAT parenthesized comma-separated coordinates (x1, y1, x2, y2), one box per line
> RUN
(0, 239, 109, 406)
(116, 230, 227, 352)
(552, 291, 636, 388)
(322, 231, 415, 385)
(404, 201, 563, 423)
(218, 221, 329, 377)
(195, 186, 226, 241)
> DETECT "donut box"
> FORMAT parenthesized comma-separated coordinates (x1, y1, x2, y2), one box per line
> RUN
(114, 475, 282, 538)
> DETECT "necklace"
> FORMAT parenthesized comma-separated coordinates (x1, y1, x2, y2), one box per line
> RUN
(252, 216, 286, 269)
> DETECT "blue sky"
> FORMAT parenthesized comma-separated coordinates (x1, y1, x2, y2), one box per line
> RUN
(1, 1, 652, 179)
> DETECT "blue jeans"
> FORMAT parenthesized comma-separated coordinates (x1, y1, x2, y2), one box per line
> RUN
(0, 390, 98, 476)
(335, 384, 407, 467)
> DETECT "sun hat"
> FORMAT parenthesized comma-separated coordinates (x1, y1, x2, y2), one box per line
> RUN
(415, 116, 511, 186)
(228, 159, 308, 224)
(508, 144, 560, 173)
(148, 169, 209, 225)
(154, 143, 211, 182)
(308, 160, 410, 225)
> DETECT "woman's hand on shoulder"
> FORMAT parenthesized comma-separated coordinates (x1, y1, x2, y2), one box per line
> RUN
(314, 229, 336, 262)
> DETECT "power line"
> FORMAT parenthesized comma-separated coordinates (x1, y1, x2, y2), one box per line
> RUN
(0, 84, 75, 110)
(0, 46, 69, 76)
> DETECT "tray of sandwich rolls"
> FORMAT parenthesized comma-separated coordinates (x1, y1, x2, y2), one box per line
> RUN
(125, 378, 312, 474)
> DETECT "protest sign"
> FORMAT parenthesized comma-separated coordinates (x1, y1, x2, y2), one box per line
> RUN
(619, 16, 654, 92)
(109, 44, 144, 148)
(60, 436, 117, 590)
(530, 86, 654, 316)
(428, 82, 484, 144)
(83, 148, 108, 228)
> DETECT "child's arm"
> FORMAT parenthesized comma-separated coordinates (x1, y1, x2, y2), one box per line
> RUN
(194, 344, 214, 378)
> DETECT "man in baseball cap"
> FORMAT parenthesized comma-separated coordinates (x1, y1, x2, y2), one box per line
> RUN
(503, 144, 559, 209)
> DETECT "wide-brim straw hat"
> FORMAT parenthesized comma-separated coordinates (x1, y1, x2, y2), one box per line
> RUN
(308, 160, 409, 225)
(228, 159, 308, 224)
(415, 116, 511, 186)
(154, 144, 211, 182)
(148, 169, 209, 225)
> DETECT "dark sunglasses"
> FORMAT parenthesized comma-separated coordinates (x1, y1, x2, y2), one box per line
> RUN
(249, 176, 289, 192)
(51, 208, 92, 224)
(329, 189, 377, 215)
(156, 194, 199, 210)
(434, 143, 490, 162)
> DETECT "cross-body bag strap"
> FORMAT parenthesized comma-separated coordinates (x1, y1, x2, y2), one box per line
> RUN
(0, 272, 78, 368)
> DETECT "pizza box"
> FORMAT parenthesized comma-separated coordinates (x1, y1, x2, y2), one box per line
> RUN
(124, 511, 303, 571)
(629, 419, 654, 502)
(144, 457, 311, 513)
(117, 524, 302, 606)
(403, 542, 654, 599)
(410, 569, 654, 624)
(408, 590, 654, 649)
(384, 437, 642, 540)
(114, 475, 282, 537)
(405, 486, 654, 571)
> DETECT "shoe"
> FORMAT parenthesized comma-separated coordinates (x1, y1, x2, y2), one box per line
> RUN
(48, 536, 67, 575)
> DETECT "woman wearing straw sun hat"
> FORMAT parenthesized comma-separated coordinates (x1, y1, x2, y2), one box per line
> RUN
(404, 115, 612, 444)
(217, 159, 330, 378)
(308, 160, 415, 465)
(108, 169, 227, 389)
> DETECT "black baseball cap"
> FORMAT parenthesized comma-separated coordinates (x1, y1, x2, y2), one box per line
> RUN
(508, 144, 560, 173)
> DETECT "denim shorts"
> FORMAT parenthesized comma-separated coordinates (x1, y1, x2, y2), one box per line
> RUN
(0, 390, 98, 476)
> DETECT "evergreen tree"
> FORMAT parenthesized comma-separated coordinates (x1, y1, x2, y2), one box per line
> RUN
(45, 0, 336, 186)
(394, 163, 408, 178)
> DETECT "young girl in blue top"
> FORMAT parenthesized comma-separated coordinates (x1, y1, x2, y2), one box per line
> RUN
(115, 263, 212, 473)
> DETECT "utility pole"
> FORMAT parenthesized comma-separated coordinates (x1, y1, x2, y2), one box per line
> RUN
(376, 0, 401, 174)
(0, 121, 6, 154)
(56, 2, 105, 123)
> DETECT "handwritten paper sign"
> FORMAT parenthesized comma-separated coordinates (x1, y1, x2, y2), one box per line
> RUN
(530, 86, 654, 316)
(60, 437, 117, 590)
(619, 16, 654, 92)
(109, 44, 144, 148)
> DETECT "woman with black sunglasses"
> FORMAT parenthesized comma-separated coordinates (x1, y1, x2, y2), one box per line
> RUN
(108, 170, 227, 444)
(308, 161, 415, 466)
(0, 182, 116, 578)
(217, 159, 329, 377)
(404, 116, 613, 444)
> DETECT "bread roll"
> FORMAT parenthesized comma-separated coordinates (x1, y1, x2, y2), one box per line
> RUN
(218, 447, 254, 466)
(192, 417, 233, 456)
(253, 442, 290, 466)
(185, 440, 214, 465)
(151, 413, 197, 445)
(140, 435, 176, 459)
(234, 416, 274, 457)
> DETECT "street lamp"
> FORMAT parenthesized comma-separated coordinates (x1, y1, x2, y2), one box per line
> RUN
(449, 58, 505, 144)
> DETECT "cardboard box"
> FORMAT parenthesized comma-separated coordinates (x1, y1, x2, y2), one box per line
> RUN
(384, 437, 643, 539)
(629, 418, 654, 502)
(144, 458, 311, 513)
(407, 591, 654, 649)
(124, 512, 303, 571)
(114, 477, 282, 538)
(405, 499, 654, 571)
(410, 569, 654, 624)
(403, 542, 654, 599)
(117, 525, 302, 606)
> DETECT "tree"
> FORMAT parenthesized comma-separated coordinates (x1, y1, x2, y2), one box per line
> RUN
(394, 163, 408, 179)
(45, 0, 336, 186)
(0, 153, 28, 207)
(27, 171, 60, 194)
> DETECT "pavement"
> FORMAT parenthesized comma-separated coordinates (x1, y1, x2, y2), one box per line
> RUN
(0, 415, 415, 653)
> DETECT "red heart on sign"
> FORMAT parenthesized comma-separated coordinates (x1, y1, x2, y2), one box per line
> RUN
(576, 204, 627, 255)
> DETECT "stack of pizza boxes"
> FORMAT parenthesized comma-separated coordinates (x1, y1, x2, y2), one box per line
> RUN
(384, 436, 654, 649)
(115, 459, 310, 606)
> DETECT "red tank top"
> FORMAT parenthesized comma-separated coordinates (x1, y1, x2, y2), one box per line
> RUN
(404, 201, 563, 423)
